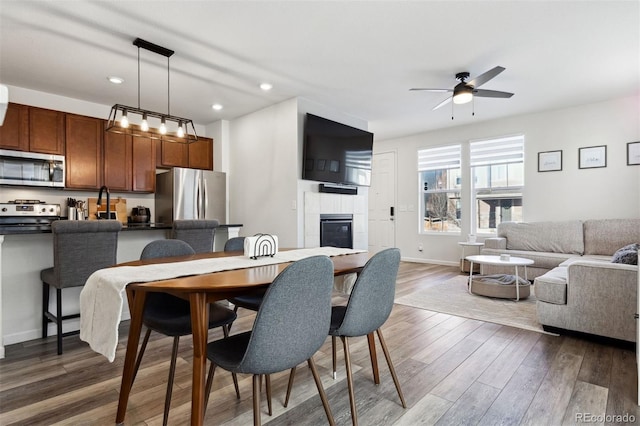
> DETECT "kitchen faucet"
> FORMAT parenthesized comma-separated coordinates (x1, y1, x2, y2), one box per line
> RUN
(96, 186, 110, 219)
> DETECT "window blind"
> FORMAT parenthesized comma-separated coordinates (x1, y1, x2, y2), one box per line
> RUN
(470, 135, 524, 167)
(418, 144, 461, 171)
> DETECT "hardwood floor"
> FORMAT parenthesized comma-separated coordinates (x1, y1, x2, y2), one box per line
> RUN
(1, 262, 638, 425)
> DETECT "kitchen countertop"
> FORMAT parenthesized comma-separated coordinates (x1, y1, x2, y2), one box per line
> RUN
(122, 223, 243, 231)
(0, 222, 243, 235)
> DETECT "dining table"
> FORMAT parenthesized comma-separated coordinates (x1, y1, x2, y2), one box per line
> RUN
(109, 248, 372, 426)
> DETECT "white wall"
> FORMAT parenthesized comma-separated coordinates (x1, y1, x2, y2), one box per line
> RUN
(375, 95, 640, 265)
(228, 99, 299, 246)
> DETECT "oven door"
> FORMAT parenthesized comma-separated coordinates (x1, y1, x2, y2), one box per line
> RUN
(0, 217, 57, 233)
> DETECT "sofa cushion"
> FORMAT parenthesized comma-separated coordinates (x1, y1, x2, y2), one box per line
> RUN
(583, 219, 640, 256)
(560, 255, 611, 267)
(498, 221, 584, 255)
(534, 267, 567, 305)
(611, 243, 640, 265)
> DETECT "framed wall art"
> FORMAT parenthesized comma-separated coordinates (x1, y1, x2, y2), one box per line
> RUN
(538, 150, 562, 172)
(579, 145, 607, 169)
(627, 141, 640, 166)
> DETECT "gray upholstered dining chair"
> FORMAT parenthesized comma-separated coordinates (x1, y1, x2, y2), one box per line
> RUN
(225, 236, 264, 318)
(223, 236, 245, 252)
(134, 239, 239, 426)
(204, 255, 336, 426)
(171, 219, 219, 253)
(41, 220, 122, 355)
(284, 248, 406, 425)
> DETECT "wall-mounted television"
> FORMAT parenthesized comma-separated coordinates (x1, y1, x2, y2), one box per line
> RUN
(302, 113, 373, 187)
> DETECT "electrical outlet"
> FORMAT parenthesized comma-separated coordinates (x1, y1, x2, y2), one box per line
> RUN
(418, 244, 423, 252)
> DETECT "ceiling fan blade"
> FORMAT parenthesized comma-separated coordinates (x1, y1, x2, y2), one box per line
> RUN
(473, 89, 514, 98)
(410, 88, 452, 92)
(432, 97, 452, 110)
(467, 66, 506, 88)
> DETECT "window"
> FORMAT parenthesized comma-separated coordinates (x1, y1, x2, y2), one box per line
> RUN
(418, 145, 461, 233)
(470, 135, 524, 234)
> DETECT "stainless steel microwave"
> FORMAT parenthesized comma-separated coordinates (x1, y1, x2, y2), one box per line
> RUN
(0, 149, 65, 187)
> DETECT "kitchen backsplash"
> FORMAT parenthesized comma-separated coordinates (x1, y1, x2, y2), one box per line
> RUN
(1, 186, 155, 220)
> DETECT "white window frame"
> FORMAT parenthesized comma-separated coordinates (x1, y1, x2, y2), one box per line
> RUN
(470, 135, 525, 235)
(418, 144, 462, 234)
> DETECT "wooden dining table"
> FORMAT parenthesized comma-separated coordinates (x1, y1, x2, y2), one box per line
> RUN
(114, 249, 371, 426)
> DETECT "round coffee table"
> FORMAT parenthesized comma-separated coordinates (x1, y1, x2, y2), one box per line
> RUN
(465, 255, 534, 301)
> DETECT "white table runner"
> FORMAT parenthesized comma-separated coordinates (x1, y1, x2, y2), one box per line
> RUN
(80, 247, 364, 361)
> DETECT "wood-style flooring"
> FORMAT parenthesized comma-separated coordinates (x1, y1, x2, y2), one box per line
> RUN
(0, 262, 638, 425)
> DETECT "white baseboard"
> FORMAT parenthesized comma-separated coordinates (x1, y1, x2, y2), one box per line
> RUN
(3, 311, 131, 347)
(401, 257, 458, 267)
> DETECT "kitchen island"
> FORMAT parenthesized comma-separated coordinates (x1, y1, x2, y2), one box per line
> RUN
(0, 223, 242, 358)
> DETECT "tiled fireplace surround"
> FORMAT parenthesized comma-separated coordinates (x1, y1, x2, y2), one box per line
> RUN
(304, 191, 368, 250)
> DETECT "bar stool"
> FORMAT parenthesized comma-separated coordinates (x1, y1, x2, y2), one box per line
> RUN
(171, 219, 219, 253)
(41, 220, 122, 355)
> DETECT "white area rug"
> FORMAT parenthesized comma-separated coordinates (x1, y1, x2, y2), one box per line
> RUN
(395, 275, 551, 334)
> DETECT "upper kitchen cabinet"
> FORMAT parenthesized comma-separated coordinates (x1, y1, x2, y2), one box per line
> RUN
(29, 106, 65, 155)
(157, 136, 213, 170)
(131, 136, 155, 192)
(188, 137, 214, 170)
(104, 132, 156, 193)
(158, 138, 189, 168)
(0, 103, 64, 154)
(0, 103, 29, 151)
(103, 131, 131, 191)
(65, 114, 103, 189)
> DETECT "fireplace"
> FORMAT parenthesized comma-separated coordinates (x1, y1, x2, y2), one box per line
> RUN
(320, 214, 353, 249)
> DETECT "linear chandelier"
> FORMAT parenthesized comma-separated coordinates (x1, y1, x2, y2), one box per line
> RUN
(106, 38, 198, 143)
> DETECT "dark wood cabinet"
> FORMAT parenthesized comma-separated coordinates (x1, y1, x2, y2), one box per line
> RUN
(159, 139, 189, 168)
(0, 103, 64, 154)
(103, 131, 132, 191)
(188, 137, 214, 170)
(29, 106, 65, 155)
(157, 136, 213, 170)
(0, 103, 29, 151)
(132, 136, 155, 192)
(103, 132, 156, 193)
(65, 114, 103, 189)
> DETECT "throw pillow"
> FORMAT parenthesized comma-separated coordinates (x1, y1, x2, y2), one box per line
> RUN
(611, 243, 640, 265)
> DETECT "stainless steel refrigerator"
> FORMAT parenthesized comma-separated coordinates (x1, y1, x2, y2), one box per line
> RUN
(155, 168, 226, 224)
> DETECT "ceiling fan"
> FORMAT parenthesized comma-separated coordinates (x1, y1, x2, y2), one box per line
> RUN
(410, 66, 514, 110)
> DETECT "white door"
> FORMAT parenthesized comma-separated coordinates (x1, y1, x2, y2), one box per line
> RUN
(368, 151, 396, 253)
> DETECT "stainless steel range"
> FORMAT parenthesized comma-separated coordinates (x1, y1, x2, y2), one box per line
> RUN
(0, 200, 61, 233)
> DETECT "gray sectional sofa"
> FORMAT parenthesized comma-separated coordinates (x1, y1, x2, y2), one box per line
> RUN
(482, 219, 640, 342)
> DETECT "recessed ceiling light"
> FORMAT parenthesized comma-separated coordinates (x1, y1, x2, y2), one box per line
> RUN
(259, 82, 273, 91)
(108, 76, 124, 84)
(211, 104, 223, 111)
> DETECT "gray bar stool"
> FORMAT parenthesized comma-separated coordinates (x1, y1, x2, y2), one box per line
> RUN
(171, 219, 219, 253)
(41, 220, 122, 355)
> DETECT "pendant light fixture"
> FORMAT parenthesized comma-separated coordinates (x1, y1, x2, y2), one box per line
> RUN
(106, 38, 197, 142)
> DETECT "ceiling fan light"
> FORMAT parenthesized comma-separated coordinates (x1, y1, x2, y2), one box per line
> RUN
(453, 92, 473, 105)
(453, 90, 473, 105)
